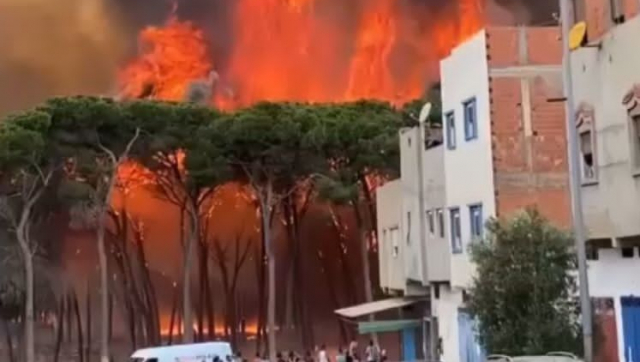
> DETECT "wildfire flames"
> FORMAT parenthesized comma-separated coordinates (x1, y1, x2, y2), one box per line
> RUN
(119, 0, 485, 107)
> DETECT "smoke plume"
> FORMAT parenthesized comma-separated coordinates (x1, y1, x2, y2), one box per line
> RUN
(0, 0, 129, 114)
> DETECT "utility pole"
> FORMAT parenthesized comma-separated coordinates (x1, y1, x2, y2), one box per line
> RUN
(558, 0, 593, 360)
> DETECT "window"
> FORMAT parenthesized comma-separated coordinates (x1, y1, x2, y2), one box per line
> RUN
(406, 212, 411, 245)
(630, 115, 640, 170)
(579, 130, 596, 181)
(427, 210, 435, 235)
(408, 136, 412, 147)
(450, 208, 462, 253)
(391, 228, 399, 257)
(469, 204, 483, 240)
(621, 247, 635, 258)
(463, 98, 478, 140)
(609, 0, 624, 24)
(445, 112, 456, 150)
(437, 209, 445, 238)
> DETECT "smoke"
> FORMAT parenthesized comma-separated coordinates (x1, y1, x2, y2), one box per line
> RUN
(0, 0, 129, 115)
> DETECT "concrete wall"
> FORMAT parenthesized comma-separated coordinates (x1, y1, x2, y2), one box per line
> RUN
(441, 30, 495, 289)
(570, 15, 640, 239)
(399, 128, 426, 284)
(589, 248, 640, 362)
(376, 179, 404, 292)
(423, 145, 449, 282)
(432, 286, 465, 362)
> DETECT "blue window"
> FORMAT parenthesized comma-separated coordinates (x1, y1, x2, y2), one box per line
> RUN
(463, 98, 478, 141)
(450, 207, 462, 253)
(446, 111, 456, 150)
(469, 204, 483, 240)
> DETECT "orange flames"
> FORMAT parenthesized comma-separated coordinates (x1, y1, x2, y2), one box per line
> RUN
(119, 12, 212, 101)
(119, 0, 485, 107)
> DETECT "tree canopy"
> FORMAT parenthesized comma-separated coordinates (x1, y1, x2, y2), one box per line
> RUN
(467, 209, 581, 356)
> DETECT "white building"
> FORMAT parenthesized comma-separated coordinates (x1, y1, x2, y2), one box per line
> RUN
(377, 23, 570, 362)
(569, 9, 640, 362)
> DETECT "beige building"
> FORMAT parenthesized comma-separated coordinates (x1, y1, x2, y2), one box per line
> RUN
(569, 5, 640, 362)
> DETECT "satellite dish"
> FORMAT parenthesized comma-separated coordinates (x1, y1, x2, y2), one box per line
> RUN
(569, 21, 587, 50)
(418, 102, 432, 124)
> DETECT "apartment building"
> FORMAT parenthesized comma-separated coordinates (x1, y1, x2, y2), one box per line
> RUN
(568, 1, 640, 360)
(434, 25, 571, 362)
(376, 25, 570, 361)
(375, 2, 640, 361)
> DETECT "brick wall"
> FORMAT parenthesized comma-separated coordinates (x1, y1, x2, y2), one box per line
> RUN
(486, 27, 572, 228)
(581, 0, 640, 42)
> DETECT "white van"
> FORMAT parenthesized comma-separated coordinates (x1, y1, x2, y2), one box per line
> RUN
(129, 341, 234, 362)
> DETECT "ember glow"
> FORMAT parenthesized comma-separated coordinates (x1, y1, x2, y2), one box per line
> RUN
(119, 0, 485, 107)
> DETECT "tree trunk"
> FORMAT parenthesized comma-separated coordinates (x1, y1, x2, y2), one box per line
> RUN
(205, 269, 215, 340)
(260, 187, 277, 362)
(317, 247, 349, 345)
(167, 288, 178, 345)
(72, 292, 84, 362)
(53, 298, 65, 362)
(353, 204, 377, 343)
(3, 318, 16, 362)
(182, 206, 199, 343)
(86, 287, 92, 361)
(20, 246, 35, 362)
(96, 207, 111, 362)
(254, 240, 265, 355)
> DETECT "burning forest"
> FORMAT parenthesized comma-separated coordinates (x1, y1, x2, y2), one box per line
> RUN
(0, 0, 560, 361)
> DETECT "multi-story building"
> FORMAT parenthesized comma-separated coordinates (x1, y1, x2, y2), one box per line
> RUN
(376, 24, 572, 362)
(569, 1, 640, 360)
(436, 24, 571, 362)
(376, 1, 640, 361)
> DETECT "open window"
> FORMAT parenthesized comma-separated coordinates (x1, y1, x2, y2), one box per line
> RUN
(576, 103, 597, 184)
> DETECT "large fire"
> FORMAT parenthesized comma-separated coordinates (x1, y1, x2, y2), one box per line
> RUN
(119, 0, 485, 107)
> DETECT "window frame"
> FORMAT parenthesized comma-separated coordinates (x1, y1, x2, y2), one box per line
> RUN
(468, 203, 483, 241)
(406, 211, 411, 245)
(579, 129, 596, 182)
(576, 104, 598, 185)
(390, 227, 400, 258)
(463, 97, 478, 141)
(436, 208, 445, 238)
(427, 210, 435, 235)
(629, 110, 640, 176)
(449, 207, 462, 254)
(445, 111, 456, 150)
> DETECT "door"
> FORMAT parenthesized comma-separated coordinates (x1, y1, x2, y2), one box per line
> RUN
(402, 327, 417, 361)
(622, 297, 640, 362)
(457, 311, 484, 362)
(593, 297, 619, 362)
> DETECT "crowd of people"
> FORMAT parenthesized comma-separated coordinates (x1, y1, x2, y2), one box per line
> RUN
(251, 340, 387, 362)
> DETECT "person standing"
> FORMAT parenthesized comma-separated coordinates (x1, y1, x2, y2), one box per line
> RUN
(318, 344, 329, 362)
(364, 340, 380, 362)
(348, 340, 358, 362)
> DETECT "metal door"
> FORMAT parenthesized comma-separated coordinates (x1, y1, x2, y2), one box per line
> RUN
(622, 297, 640, 362)
(402, 326, 417, 361)
(457, 311, 484, 362)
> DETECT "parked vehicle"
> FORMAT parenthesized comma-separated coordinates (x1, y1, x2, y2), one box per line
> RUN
(129, 341, 234, 362)
(486, 352, 583, 362)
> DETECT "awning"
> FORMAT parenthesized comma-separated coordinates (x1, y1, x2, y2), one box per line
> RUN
(334, 297, 425, 319)
(357, 319, 422, 334)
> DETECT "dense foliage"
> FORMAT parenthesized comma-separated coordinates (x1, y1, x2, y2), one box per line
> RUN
(467, 209, 582, 356)
(0, 95, 406, 361)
